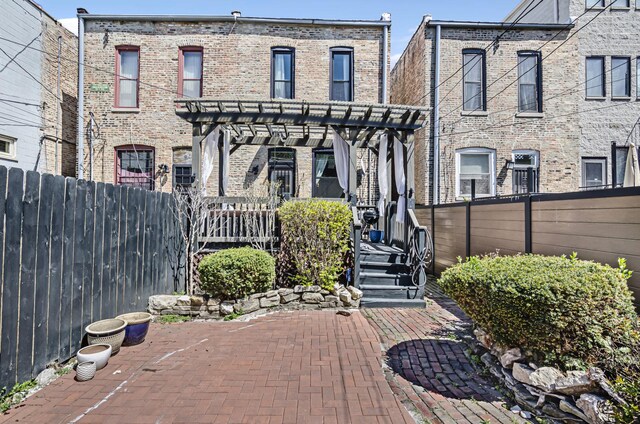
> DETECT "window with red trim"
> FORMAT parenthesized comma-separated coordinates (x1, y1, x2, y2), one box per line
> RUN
(179, 47, 203, 98)
(115, 46, 139, 108)
(115, 145, 155, 190)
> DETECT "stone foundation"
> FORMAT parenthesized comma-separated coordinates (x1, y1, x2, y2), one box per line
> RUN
(148, 284, 363, 319)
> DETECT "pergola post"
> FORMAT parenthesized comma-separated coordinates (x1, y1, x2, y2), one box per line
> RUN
(348, 139, 358, 205)
(406, 131, 416, 210)
(192, 123, 203, 191)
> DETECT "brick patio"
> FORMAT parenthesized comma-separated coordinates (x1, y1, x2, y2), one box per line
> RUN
(0, 310, 414, 424)
(364, 288, 529, 424)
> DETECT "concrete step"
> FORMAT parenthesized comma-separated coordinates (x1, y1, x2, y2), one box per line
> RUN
(360, 298, 426, 308)
(360, 261, 409, 274)
(360, 272, 413, 287)
(360, 284, 422, 300)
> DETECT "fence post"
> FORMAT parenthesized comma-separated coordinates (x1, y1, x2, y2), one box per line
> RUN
(524, 194, 532, 253)
(611, 141, 617, 189)
(466, 201, 471, 259)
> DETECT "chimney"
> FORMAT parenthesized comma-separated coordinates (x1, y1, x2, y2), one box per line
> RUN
(380, 12, 391, 22)
(77, 8, 88, 14)
(231, 10, 242, 18)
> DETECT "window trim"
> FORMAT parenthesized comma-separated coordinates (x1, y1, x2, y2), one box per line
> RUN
(611, 0, 631, 9)
(329, 47, 354, 102)
(462, 48, 487, 112)
(611, 56, 631, 99)
(271, 47, 295, 100)
(517, 51, 543, 113)
(178, 46, 203, 98)
(585, 0, 605, 9)
(114, 45, 140, 108)
(114, 144, 155, 190)
(268, 147, 296, 198)
(0, 134, 17, 160)
(636, 57, 640, 99)
(581, 157, 607, 189)
(511, 149, 540, 169)
(585, 56, 606, 99)
(455, 147, 496, 199)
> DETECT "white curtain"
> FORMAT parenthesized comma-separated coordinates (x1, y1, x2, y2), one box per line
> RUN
(315, 154, 329, 179)
(393, 137, 406, 224)
(118, 51, 138, 107)
(221, 128, 231, 195)
(332, 130, 350, 196)
(377, 133, 388, 216)
(201, 125, 220, 194)
(623, 142, 640, 187)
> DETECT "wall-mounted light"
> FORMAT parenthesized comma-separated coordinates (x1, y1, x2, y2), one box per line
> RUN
(158, 163, 169, 174)
(505, 159, 514, 170)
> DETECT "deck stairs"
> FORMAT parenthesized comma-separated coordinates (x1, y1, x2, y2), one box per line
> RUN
(358, 242, 426, 308)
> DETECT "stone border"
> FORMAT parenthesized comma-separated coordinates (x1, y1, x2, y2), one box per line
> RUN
(148, 284, 363, 320)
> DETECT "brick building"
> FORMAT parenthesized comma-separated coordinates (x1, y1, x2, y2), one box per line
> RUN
(0, 0, 77, 176)
(78, 11, 391, 199)
(392, 0, 640, 204)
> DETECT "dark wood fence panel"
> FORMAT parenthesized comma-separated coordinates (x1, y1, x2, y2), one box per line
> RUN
(471, 203, 525, 256)
(0, 166, 185, 391)
(433, 205, 466, 274)
(416, 187, 640, 307)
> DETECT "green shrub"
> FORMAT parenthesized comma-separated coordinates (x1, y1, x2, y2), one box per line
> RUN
(277, 200, 352, 290)
(612, 376, 640, 424)
(198, 247, 275, 299)
(438, 254, 640, 375)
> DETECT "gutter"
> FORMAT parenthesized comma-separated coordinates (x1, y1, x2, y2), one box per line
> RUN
(76, 10, 85, 179)
(79, 14, 392, 27)
(426, 20, 573, 30)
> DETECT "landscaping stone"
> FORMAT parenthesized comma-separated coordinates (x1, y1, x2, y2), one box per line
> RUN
(529, 367, 564, 392)
(500, 348, 523, 369)
(219, 301, 235, 316)
(280, 292, 300, 303)
(576, 393, 611, 424)
(320, 289, 330, 295)
(302, 292, 324, 304)
(207, 298, 220, 307)
(260, 294, 280, 308)
(555, 370, 596, 396)
(293, 285, 305, 294)
(560, 399, 591, 422)
(35, 368, 57, 387)
(176, 295, 191, 306)
(235, 298, 260, 314)
(250, 292, 266, 299)
(149, 295, 178, 311)
(512, 363, 535, 385)
(473, 327, 492, 349)
(277, 288, 294, 296)
(346, 286, 363, 300)
(303, 285, 322, 293)
(339, 290, 353, 306)
(190, 296, 204, 306)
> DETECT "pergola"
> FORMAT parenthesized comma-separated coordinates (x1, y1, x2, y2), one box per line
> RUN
(175, 99, 429, 206)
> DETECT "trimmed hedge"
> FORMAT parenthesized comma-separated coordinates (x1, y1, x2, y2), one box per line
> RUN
(438, 254, 640, 375)
(198, 247, 275, 300)
(277, 200, 352, 290)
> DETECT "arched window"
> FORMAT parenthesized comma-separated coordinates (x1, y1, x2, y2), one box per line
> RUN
(115, 145, 155, 191)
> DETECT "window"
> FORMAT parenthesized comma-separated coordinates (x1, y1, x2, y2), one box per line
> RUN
(115, 46, 139, 108)
(586, 57, 605, 98)
(0, 134, 16, 160)
(512, 150, 540, 193)
(616, 147, 628, 187)
(518, 52, 542, 112)
(611, 0, 630, 8)
(179, 47, 203, 98)
(581, 158, 607, 189)
(586, 0, 605, 7)
(637, 58, 640, 98)
(271, 48, 294, 99)
(313, 149, 343, 198)
(462, 49, 485, 111)
(455, 148, 496, 198)
(172, 148, 193, 190)
(611, 57, 631, 98)
(115, 146, 155, 190)
(330, 48, 353, 101)
(268, 148, 296, 198)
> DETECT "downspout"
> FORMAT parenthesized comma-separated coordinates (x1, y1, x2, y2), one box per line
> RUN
(433, 23, 441, 205)
(55, 35, 61, 175)
(381, 12, 390, 103)
(76, 10, 86, 179)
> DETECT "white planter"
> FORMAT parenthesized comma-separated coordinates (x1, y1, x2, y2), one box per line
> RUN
(76, 361, 96, 382)
(77, 344, 112, 370)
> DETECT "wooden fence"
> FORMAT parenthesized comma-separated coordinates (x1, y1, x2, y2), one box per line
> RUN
(0, 166, 185, 390)
(415, 187, 640, 305)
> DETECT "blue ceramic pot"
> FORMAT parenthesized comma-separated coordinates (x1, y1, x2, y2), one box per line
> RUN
(369, 229, 384, 243)
(116, 312, 152, 346)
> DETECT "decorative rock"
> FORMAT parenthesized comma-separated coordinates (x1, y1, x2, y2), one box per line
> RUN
(346, 286, 363, 300)
(207, 298, 220, 307)
(324, 295, 339, 303)
(35, 368, 57, 387)
(293, 285, 305, 294)
(278, 288, 294, 296)
(512, 363, 535, 385)
(264, 290, 278, 298)
(149, 295, 178, 311)
(529, 367, 564, 392)
(234, 298, 260, 314)
(560, 399, 591, 422)
(542, 402, 577, 420)
(303, 285, 322, 293)
(339, 290, 353, 306)
(320, 289, 330, 295)
(176, 295, 191, 306)
(302, 292, 324, 304)
(576, 393, 611, 424)
(510, 405, 522, 414)
(555, 370, 597, 396)
(473, 327, 492, 349)
(219, 301, 235, 316)
(189, 296, 204, 306)
(250, 292, 266, 299)
(519, 411, 532, 419)
(260, 295, 280, 308)
(500, 348, 524, 369)
(280, 293, 300, 304)
(330, 283, 343, 296)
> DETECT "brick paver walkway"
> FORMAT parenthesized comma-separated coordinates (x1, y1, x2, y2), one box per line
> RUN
(365, 294, 528, 424)
(1, 310, 414, 424)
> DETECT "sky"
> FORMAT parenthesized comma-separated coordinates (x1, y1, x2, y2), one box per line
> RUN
(38, 0, 522, 66)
